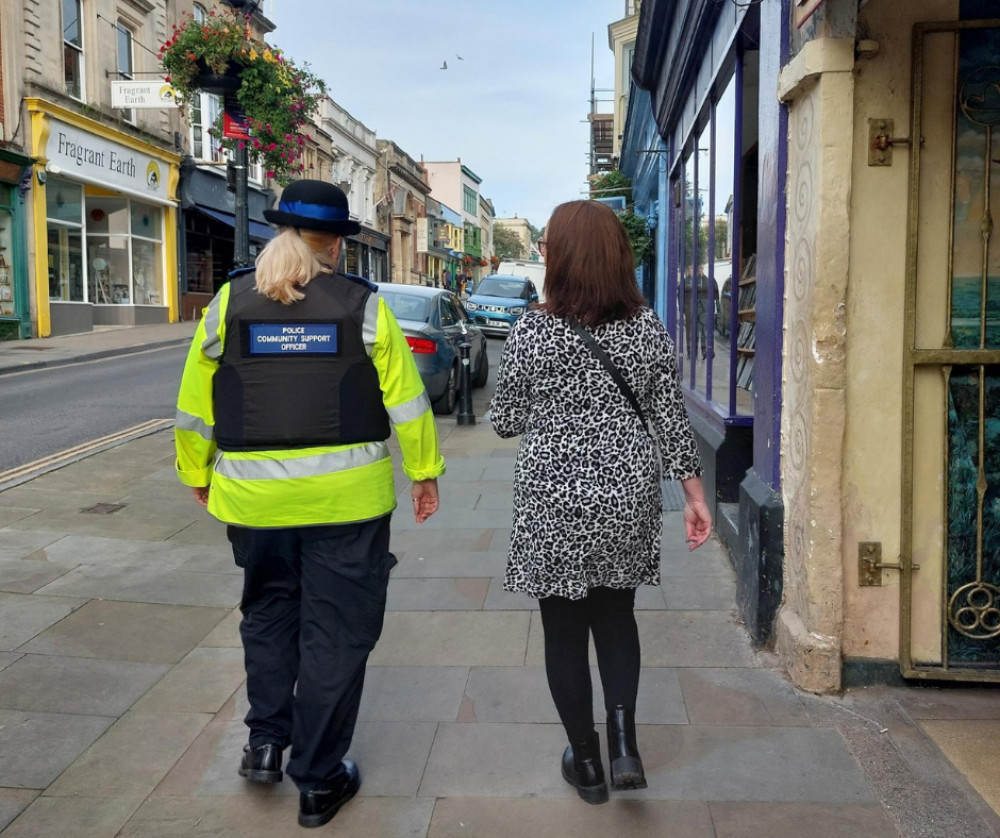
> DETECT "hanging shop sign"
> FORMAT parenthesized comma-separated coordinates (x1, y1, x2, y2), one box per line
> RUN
(44, 118, 167, 199)
(111, 80, 178, 109)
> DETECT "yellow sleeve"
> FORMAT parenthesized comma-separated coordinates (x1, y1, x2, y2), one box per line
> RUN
(174, 285, 228, 487)
(372, 297, 446, 482)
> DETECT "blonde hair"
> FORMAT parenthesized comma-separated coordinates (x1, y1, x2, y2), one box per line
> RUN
(253, 227, 340, 304)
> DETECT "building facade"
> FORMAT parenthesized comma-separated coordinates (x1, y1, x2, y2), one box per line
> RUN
(376, 140, 430, 285)
(624, 0, 1000, 692)
(423, 160, 487, 282)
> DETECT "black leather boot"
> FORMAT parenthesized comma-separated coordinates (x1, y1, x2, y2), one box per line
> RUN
(607, 706, 647, 789)
(560, 730, 609, 804)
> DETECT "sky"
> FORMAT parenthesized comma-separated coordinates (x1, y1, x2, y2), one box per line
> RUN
(264, 0, 622, 230)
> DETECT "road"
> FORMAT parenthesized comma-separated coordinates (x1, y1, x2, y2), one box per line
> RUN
(0, 345, 187, 472)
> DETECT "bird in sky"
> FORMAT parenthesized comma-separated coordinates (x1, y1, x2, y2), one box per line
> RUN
(456, 54, 464, 60)
(440, 60, 448, 70)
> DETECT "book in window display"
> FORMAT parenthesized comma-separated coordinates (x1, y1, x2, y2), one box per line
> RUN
(735, 254, 756, 390)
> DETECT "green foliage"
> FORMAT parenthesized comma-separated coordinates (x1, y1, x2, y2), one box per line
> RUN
(493, 226, 526, 260)
(589, 170, 632, 202)
(618, 211, 652, 265)
(159, 8, 325, 183)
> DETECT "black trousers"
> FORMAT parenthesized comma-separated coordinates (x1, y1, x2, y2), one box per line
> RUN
(537, 586, 640, 744)
(228, 515, 395, 792)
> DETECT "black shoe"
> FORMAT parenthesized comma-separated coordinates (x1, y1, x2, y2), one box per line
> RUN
(237, 743, 283, 784)
(298, 760, 361, 828)
(560, 731, 608, 804)
(607, 706, 647, 790)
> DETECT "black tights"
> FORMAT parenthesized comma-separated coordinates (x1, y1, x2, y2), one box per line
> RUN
(537, 586, 640, 743)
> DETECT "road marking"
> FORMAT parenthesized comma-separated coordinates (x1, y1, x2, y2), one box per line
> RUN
(0, 418, 173, 491)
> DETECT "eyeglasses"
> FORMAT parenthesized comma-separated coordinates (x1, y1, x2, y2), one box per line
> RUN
(538, 239, 547, 253)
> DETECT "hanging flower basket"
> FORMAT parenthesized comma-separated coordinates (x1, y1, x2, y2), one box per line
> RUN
(160, 8, 325, 183)
(479, 258, 488, 267)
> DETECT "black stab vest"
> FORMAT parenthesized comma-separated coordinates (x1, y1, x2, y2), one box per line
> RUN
(213, 271, 390, 451)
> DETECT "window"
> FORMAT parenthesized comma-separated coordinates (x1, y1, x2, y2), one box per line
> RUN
(463, 186, 477, 215)
(190, 92, 224, 162)
(63, 0, 84, 100)
(192, 3, 207, 21)
(116, 20, 135, 123)
(46, 179, 84, 301)
(86, 196, 163, 305)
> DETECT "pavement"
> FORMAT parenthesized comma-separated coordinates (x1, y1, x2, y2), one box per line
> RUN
(1, 324, 1000, 837)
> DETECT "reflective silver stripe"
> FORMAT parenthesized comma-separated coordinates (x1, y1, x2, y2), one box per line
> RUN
(174, 408, 213, 441)
(362, 293, 380, 355)
(215, 441, 389, 481)
(386, 390, 431, 425)
(201, 293, 224, 359)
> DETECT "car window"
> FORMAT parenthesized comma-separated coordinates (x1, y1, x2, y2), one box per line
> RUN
(381, 292, 430, 323)
(475, 278, 528, 298)
(439, 296, 456, 327)
(445, 295, 470, 324)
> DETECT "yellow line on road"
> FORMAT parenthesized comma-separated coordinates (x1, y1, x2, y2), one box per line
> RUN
(0, 418, 173, 484)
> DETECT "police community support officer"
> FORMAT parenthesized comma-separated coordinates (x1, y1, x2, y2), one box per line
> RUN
(174, 180, 444, 829)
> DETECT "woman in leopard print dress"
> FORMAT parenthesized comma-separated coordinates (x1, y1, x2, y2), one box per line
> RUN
(490, 200, 711, 804)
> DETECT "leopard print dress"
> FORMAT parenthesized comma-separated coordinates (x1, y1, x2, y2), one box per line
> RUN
(490, 307, 703, 600)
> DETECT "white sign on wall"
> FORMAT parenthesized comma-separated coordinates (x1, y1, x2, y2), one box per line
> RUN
(111, 80, 178, 109)
(45, 118, 167, 199)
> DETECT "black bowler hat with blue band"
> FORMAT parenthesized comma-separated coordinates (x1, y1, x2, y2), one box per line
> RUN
(263, 180, 361, 236)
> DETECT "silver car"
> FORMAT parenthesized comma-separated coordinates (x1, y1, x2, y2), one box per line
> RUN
(376, 283, 489, 415)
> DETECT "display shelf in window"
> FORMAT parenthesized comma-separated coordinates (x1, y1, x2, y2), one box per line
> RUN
(735, 254, 756, 390)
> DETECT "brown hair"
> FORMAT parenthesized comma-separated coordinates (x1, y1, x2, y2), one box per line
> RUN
(541, 200, 645, 327)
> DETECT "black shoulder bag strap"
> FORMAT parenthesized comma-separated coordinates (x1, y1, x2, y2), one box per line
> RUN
(569, 322, 649, 431)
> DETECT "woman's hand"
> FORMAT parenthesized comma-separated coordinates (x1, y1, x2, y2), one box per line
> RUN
(681, 476, 712, 550)
(411, 478, 439, 524)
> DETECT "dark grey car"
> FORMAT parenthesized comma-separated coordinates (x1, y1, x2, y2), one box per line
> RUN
(376, 283, 489, 415)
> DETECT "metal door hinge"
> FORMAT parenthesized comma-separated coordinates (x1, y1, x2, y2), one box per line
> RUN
(859, 541, 920, 586)
(868, 119, 912, 166)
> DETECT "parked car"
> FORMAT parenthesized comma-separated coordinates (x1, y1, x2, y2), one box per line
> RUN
(463, 275, 540, 337)
(376, 283, 489, 415)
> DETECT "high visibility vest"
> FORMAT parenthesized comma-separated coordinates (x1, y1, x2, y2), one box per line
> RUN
(174, 271, 445, 528)
(214, 271, 390, 450)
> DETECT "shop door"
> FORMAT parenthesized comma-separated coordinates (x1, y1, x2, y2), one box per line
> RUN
(902, 19, 1000, 680)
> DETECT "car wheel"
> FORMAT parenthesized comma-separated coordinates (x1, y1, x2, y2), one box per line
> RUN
(432, 364, 458, 415)
(472, 344, 489, 388)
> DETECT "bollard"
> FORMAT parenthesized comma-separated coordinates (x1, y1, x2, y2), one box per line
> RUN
(456, 340, 476, 426)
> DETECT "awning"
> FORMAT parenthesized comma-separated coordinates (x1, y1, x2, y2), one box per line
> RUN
(193, 205, 275, 242)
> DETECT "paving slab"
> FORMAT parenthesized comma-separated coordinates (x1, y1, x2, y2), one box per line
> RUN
(427, 798, 715, 838)
(7, 506, 194, 541)
(895, 686, 1000, 720)
(18, 599, 230, 663)
(391, 551, 508, 579)
(164, 518, 229, 545)
(0, 530, 64, 562)
(919, 719, 1000, 814)
(0, 487, 108, 512)
(0, 708, 113, 788)
(389, 528, 495, 555)
(393, 505, 513, 531)
(708, 802, 897, 837)
(0, 509, 39, 528)
(347, 721, 440, 796)
(660, 544, 734, 577)
(386, 577, 490, 611)
(482, 576, 537, 610)
(45, 710, 213, 798)
(0, 592, 87, 651)
(357, 666, 470, 722)
(131, 646, 245, 714)
(461, 666, 688, 725)
(418, 722, 575, 799)
(0, 559, 74, 593)
(198, 609, 242, 648)
(0, 653, 168, 716)
(636, 611, 758, 668)
(663, 573, 738, 610)
(677, 668, 810, 726)
(122, 794, 435, 838)
(623, 724, 874, 803)
(369, 611, 530, 667)
(1, 794, 143, 838)
(34, 563, 242, 608)
(0, 651, 21, 672)
(0, 789, 38, 832)
(22, 534, 212, 569)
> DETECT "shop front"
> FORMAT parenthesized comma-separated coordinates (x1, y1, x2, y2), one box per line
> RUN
(178, 162, 275, 322)
(345, 227, 389, 283)
(27, 100, 180, 337)
(0, 151, 33, 340)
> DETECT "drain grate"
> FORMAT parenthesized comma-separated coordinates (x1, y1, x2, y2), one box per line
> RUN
(81, 502, 127, 515)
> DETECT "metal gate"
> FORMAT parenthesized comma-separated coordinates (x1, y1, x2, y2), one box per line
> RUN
(902, 19, 1000, 681)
